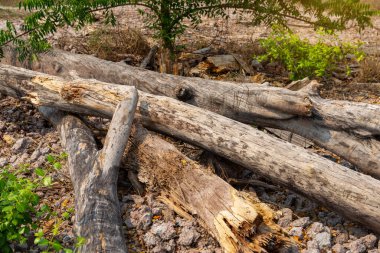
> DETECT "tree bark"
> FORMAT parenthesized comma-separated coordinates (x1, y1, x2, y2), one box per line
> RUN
(132, 126, 287, 253)
(1, 64, 380, 234)
(2, 48, 379, 173)
(39, 87, 138, 252)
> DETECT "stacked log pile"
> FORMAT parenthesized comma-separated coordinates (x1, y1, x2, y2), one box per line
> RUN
(1, 49, 380, 252)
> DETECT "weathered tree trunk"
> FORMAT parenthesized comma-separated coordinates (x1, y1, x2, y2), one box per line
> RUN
(39, 87, 138, 252)
(255, 118, 380, 175)
(132, 126, 287, 253)
(1, 65, 380, 234)
(2, 48, 379, 174)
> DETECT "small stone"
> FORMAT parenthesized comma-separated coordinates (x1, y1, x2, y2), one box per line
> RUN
(307, 222, 327, 238)
(62, 235, 74, 244)
(326, 213, 343, 226)
(304, 249, 320, 253)
(193, 47, 212, 54)
(178, 226, 200, 246)
(290, 217, 311, 228)
(360, 234, 377, 249)
(151, 221, 176, 240)
(152, 245, 164, 253)
(0, 157, 8, 167)
(40, 147, 50, 155)
(0, 121, 5, 131)
(206, 55, 240, 74)
(335, 233, 349, 244)
(368, 250, 379, 253)
(251, 59, 264, 71)
(289, 227, 304, 238)
(307, 240, 319, 250)
(132, 195, 145, 205)
(143, 232, 160, 247)
(314, 232, 331, 249)
(278, 208, 293, 228)
(348, 239, 366, 253)
(348, 227, 368, 239)
(139, 212, 153, 230)
(12, 137, 33, 152)
(163, 239, 176, 252)
(332, 244, 346, 253)
(152, 207, 162, 216)
(9, 155, 17, 163)
(129, 205, 152, 230)
(30, 150, 41, 162)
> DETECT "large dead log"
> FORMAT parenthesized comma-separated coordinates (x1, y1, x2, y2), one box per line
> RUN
(132, 126, 288, 253)
(255, 118, 380, 175)
(2, 48, 379, 174)
(1, 65, 380, 234)
(38, 87, 138, 252)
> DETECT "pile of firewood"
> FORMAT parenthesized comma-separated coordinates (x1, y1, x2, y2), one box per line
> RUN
(0, 48, 379, 252)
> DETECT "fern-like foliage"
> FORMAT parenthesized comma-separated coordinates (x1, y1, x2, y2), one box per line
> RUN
(0, 0, 378, 60)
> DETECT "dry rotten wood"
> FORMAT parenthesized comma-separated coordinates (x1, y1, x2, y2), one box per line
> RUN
(2, 48, 379, 173)
(3, 48, 379, 135)
(1, 65, 380, 233)
(132, 125, 287, 253)
(39, 87, 138, 252)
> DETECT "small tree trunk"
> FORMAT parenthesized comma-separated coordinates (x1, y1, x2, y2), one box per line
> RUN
(39, 88, 139, 252)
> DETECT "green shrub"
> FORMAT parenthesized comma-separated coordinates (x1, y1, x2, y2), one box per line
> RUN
(256, 29, 365, 80)
(0, 153, 79, 252)
(0, 168, 40, 252)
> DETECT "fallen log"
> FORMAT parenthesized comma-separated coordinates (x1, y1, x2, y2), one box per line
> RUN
(132, 125, 288, 253)
(38, 87, 138, 252)
(1, 65, 380, 234)
(3, 48, 379, 135)
(2, 48, 379, 175)
(255, 118, 380, 174)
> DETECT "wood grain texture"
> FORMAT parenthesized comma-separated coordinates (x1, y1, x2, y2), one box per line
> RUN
(39, 88, 138, 253)
(133, 126, 286, 253)
(1, 64, 380, 234)
(2, 48, 379, 174)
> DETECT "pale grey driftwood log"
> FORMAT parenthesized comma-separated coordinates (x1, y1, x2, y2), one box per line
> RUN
(39, 87, 138, 252)
(1, 65, 380, 234)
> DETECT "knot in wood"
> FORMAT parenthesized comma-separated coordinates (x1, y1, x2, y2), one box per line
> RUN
(175, 86, 194, 102)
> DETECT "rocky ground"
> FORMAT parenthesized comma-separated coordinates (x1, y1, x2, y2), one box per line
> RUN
(1, 4, 380, 253)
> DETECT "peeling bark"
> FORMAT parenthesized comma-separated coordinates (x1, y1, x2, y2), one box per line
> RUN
(39, 87, 138, 252)
(1, 65, 380, 233)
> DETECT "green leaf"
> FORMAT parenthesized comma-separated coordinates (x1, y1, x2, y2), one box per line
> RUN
(52, 240, 63, 250)
(62, 212, 70, 220)
(42, 176, 52, 186)
(37, 238, 49, 246)
(53, 162, 62, 170)
(35, 168, 46, 177)
(46, 154, 55, 164)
